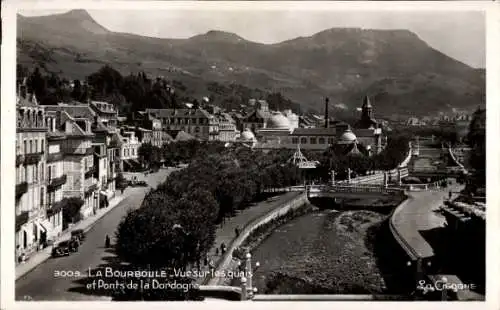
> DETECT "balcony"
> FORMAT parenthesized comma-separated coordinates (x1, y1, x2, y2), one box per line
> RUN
(47, 174, 67, 192)
(16, 182, 28, 199)
(84, 166, 96, 179)
(16, 211, 29, 231)
(24, 152, 44, 165)
(84, 184, 98, 197)
(47, 152, 64, 163)
(46, 201, 64, 217)
(16, 154, 25, 166)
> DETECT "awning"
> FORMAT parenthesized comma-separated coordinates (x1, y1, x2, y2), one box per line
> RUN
(100, 191, 113, 199)
(38, 219, 52, 232)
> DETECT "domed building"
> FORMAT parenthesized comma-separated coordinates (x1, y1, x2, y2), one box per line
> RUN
(337, 129, 357, 145)
(236, 128, 257, 147)
(240, 128, 256, 141)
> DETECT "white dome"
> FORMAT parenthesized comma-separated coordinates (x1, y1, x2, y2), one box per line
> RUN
(267, 113, 291, 129)
(338, 129, 357, 144)
(240, 129, 256, 141)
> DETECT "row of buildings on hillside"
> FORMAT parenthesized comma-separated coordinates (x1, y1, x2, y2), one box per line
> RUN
(15, 86, 155, 260)
(132, 96, 386, 156)
(15, 79, 385, 260)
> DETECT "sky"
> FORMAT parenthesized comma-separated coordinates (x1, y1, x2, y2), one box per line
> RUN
(19, 9, 486, 68)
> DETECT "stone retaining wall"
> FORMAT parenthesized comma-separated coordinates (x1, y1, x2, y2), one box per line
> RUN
(207, 192, 309, 286)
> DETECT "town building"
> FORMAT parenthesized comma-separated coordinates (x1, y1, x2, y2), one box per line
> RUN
(15, 92, 50, 258)
(93, 143, 109, 205)
(144, 108, 219, 141)
(92, 121, 119, 199)
(118, 129, 141, 171)
(241, 100, 271, 133)
(254, 96, 385, 155)
(44, 106, 100, 219)
(44, 111, 67, 241)
(214, 112, 240, 142)
(89, 100, 119, 128)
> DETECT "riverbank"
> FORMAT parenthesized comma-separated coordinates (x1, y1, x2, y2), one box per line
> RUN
(236, 197, 406, 295)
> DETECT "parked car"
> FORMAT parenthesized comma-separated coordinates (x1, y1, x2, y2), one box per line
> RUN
(71, 229, 86, 242)
(51, 240, 79, 258)
(130, 180, 148, 187)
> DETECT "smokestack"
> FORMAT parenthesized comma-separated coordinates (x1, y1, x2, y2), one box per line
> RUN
(324, 97, 329, 128)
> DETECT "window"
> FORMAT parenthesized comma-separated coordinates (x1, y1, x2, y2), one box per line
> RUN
(292, 138, 299, 144)
(310, 138, 317, 144)
(300, 137, 307, 144)
(34, 165, 38, 182)
(48, 166, 52, 182)
(84, 158, 88, 171)
(318, 138, 325, 144)
(40, 191, 44, 208)
(24, 140, 27, 154)
(40, 163, 44, 181)
(41, 139, 45, 153)
(29, 140, 33, 153)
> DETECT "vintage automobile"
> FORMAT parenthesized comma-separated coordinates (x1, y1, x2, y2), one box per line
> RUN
(51, 240, 79, 258)
(71, 229, 86, 242)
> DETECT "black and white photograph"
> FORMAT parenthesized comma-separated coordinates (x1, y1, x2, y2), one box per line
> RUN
(0, 1, 496, 307)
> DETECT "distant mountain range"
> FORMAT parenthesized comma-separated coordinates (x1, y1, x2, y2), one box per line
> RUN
(17, 9, 485, 117)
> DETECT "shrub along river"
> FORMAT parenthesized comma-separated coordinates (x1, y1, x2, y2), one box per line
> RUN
(238, 196, 410, 295)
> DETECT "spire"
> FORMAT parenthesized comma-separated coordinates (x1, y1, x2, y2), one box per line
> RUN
(362, 95, 372, 109)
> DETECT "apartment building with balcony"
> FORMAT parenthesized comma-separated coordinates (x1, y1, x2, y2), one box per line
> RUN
(89, 100, 119, 128)
(145, 108, 219, 141)
(44, 111, 67, 240)
(44, 107, 99, 219)
(92, 121, 119, 198)
(15, 92, 50, 257)
(118, 129, 142, 171)
(130, 112, 164, 147)
(93, 143, 112, 204)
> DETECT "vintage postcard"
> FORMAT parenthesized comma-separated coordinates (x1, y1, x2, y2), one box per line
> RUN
(1, 1, 498, 310)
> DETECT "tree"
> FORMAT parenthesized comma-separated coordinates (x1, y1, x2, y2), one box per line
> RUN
(61, 197, 84, 229)
(115, 172, 128, 190)
(115, 188, 218, 268)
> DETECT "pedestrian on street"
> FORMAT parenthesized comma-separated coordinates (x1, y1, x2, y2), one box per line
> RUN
(215, 248, 219, 256)
(105, 235, 111, 248)
(448, 191, 452, 200)
(121, 188, 124, 195)
(235, 227, 240, 237)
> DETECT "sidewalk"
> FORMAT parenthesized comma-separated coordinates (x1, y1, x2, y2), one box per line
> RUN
(16, 193, 127, 280)
(196, 192, 302, 285)
(391, 182, 463, 260)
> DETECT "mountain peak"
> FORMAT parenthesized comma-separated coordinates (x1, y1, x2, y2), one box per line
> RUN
(190, 30, 246, 43)
(60, 9, 95, 21)
(19, 9, 109, 35)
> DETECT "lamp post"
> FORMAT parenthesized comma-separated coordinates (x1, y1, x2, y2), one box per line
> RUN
(240, 251, 260, 300)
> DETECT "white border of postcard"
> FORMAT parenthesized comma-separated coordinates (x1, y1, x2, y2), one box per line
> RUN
(2, 1, 500, 310)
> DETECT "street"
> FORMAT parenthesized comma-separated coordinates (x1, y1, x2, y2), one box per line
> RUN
(391, 181, 464, 259)
(15, 168, 176, 301)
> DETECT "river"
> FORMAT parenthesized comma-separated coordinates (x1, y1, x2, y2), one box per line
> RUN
(249, 205, 398, 295)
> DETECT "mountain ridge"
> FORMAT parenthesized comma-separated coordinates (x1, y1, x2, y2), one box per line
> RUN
(17, 9, 485, 116)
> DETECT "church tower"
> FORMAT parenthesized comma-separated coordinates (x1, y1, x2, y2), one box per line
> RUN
(355, 95, 377, 129)
(361, 96, 373, 120)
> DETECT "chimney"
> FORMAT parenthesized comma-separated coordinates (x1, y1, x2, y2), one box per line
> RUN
(324, 97, 329, 128)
